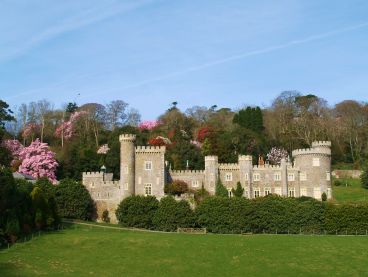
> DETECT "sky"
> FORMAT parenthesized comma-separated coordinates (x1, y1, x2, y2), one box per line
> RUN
(1, 0, 367, 119)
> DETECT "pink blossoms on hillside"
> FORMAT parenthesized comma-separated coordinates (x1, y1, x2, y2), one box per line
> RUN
(266, 147, 288, 165)
(2, 139, 24, 166)
(18, 139, 58, 183)
(97, 144, 110, 154)
(138, 120, 159, 130)
(55, 111, 87, 140)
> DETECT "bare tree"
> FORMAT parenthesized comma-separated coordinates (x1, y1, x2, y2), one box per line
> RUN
(106, 100, 129, 130)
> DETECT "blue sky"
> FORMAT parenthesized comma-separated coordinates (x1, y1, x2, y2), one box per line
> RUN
(1, 0, 367, 119)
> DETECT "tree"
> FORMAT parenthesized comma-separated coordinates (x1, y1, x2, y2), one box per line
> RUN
(54, 179, 96, 220)
(233, 106, 264, 133)
(232, 182, 244, 197)
(215, 179, 228, 197)
(164, 180, 189, 196)
(361, 169, 368, 189)
(266, 147, 288, 165)
(66, 102, 78, 113)
(18, 139, 58, 183)
(106, 100, 129, 130)
(36, 99, 53, 142)
(0, 100, 15, 128)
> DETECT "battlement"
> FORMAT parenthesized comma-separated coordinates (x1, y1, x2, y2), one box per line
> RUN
(82, 172, 105, 178)
(102, 181, 120, 186)
(238, 155, 253, 161)
(205, 156, 218, 161)
(312, 141, 331, 148)
(135, 145, 166, 153)
(119, 134, 136, 142)
(292, 147, 331, 157)
(169, 170, 205, 175)
(219, 163, 240, 170)
(253, 164, 281, 169)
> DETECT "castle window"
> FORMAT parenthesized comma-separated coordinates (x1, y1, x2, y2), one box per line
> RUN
(253, 173, 260, 182)
(225, 173, 233, 182)
(288, 173, 295, 182)
(227, 188, 233, 198)
(244, 173, 249, 181)
(254, 189, 260, 198)
(124, 166, 129, 174)
(274, 172, 281, 181)
(288, 188, 295, 197)
(138, 177, 142, 185)
(300, 172, 307, 181)
(144, 184, 152, 196)
(314, 187, 321, 199)
(91, 182, 94, 188)
(274, 187, 281, 195)
(264, 188, 271, 196)
(300, 188, 308, 196)
(326, 171, 331, 181)
(145, 161, 152, 170)
(192, 180, 200, 188)
(124, 183, 129, 190)
(313, 158, 320, 167)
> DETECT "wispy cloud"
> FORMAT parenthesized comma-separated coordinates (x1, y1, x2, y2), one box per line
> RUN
(0, 0, 154, 63)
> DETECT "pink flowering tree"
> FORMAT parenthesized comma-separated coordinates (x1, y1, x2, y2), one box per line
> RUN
(266, 147, 288, 165)
(55, 111, 88, 147)
(2, 139, 24, 167)
(138, 120, 159, 131)
(18, 139, 58, 183)
(97, 144, 110, 154)
(22, 123, 39, 142)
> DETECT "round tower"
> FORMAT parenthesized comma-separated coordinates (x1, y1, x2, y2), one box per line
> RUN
(119, 134, 136, 198)
(292, 141, 331, 200)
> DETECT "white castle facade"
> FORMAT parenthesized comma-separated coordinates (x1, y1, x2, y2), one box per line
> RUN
(82, 134, 332, 222)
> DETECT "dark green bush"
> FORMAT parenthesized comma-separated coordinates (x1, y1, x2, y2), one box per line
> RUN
(333, 179, 343, 186)
(54, 179, 96, 220)
(116, 195, 159, 229)
(215, 179, 228, 197)
(164, 180, 189, 196)
(153, 196, 194, 231)
(232, 182, 244, 197)
(102, 210, 110, 223)
(361, 169, 368, 189)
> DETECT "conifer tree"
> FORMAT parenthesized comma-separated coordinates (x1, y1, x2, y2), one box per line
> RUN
(215, 179, 228, 197)
(232, 182, 244, 197)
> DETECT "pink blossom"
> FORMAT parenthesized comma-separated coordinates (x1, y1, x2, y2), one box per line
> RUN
(55, 111, 88, 140)
(22, 123, 38, 139)
(190, 140, 202, 148)
(18, 139, 58, 183)
(138, 120, 159, 130)
(2, 139, 24, 166)
(266, 147, 288, 165)
(97, 144, 110, 154)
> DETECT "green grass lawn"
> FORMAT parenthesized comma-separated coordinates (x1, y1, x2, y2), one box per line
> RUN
(1, 226, 368, 277)
(333, 178, 368, 203)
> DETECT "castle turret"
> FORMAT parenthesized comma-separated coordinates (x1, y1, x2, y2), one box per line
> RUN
(119, 134, 136, 198)
(205, 156, 218, 194)
(292, 141, 332, 200)
(239, 155, 253, 198)
(281, 158, 288, 197)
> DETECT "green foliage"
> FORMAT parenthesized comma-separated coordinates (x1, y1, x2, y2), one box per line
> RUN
(233, 106, 264, 133)
(360, 169, 368, 189)
(215, 179, 228, 197)
(54, 179, 96, 220)
(165, 180, 189, 196)
(0, 99, 15, 128)
(321, 192, 327, 201)
(232, 182, 244, 197)
(153, 196, 194, 231)
(116, 196, 159, 229)
(193, 184, 210, 205)
(102, 210, 110, 223)
(201, 138, 212, 156)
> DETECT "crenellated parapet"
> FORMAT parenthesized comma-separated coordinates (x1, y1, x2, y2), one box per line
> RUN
(292, 147, 331, 157)
(205, 156, 218, 161)
(119, 134, 136, 142)
(238, 155, 252, 161)
(170, 169, 205, 175)
(253, 164, 281, 170)
(82, 172, 105, 178)
(135, 145, 166, 154)
(219, 163, 240, 170)
(312, 141, 331, 148)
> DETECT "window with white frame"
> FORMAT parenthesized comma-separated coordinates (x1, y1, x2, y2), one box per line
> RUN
(254, 189, 260, 198)
(288, 188, 295, 197)
(313, 158, 320, 167)
(227, 188, 233, 198)
(300, 172, 307, 181)
(144, 184, 152, 196)
(326, 171, 331, 181)
(244, 173, 249, 181)
(264, 188, 271, 196)
(192, 180, 200, 188)
(288, 173, 295, 181)
(91, 182, 94, 188)
(225, 172, 233, 182)
(274, 187, 282, 195)
(144, 161, 152, 170)
(124, 165, 129, 174)
(253, 173, 260, 182)
(300, 187, 307, 196)
(124, 183, 129, 190)
(274, 172, 281, 181)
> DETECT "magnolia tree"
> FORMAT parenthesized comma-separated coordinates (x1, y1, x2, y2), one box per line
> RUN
(97, 144, 110, 154)
(55, 111, 88, 146)
(266, 147, 288, 165)
(2, 139, 24, 167)
(22, 123, 38, 141)
(138, 120, 159, 130)
(18, 139, 58, 183)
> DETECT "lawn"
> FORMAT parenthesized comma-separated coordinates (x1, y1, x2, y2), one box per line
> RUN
(333, 178, 368, 203)
(1, 225, 368, 277)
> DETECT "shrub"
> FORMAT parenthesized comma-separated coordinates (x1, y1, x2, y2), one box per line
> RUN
(116, 196, 159, 229)
(193, 185, 210, 205)
(321, 192, 327, 201)
(215, 179, 228, 197)
(54, 179, 96, 220)
(164, 180, 188, 196)
(333, 179, 343, 186)
(153, 196, 194, 231)
(102, 210, 110, 223)
(232, 182, 244, 197)
(361, 169, 368, 189)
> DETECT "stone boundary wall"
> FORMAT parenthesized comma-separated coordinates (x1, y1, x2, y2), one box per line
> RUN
(332, 170, 362, 179)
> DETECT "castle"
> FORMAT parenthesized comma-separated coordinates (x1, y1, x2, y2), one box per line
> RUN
(82, 134, 332, 222)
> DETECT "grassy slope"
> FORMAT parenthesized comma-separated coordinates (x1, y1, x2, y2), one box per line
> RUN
(333, 178, 368, 203)
(1, 227, 368, 277)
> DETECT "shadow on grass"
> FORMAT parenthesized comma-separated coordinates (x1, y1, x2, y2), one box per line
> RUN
(0, 262, 26, 277)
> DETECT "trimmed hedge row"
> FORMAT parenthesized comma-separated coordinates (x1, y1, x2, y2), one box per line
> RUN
(115, 195, 368, 234)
